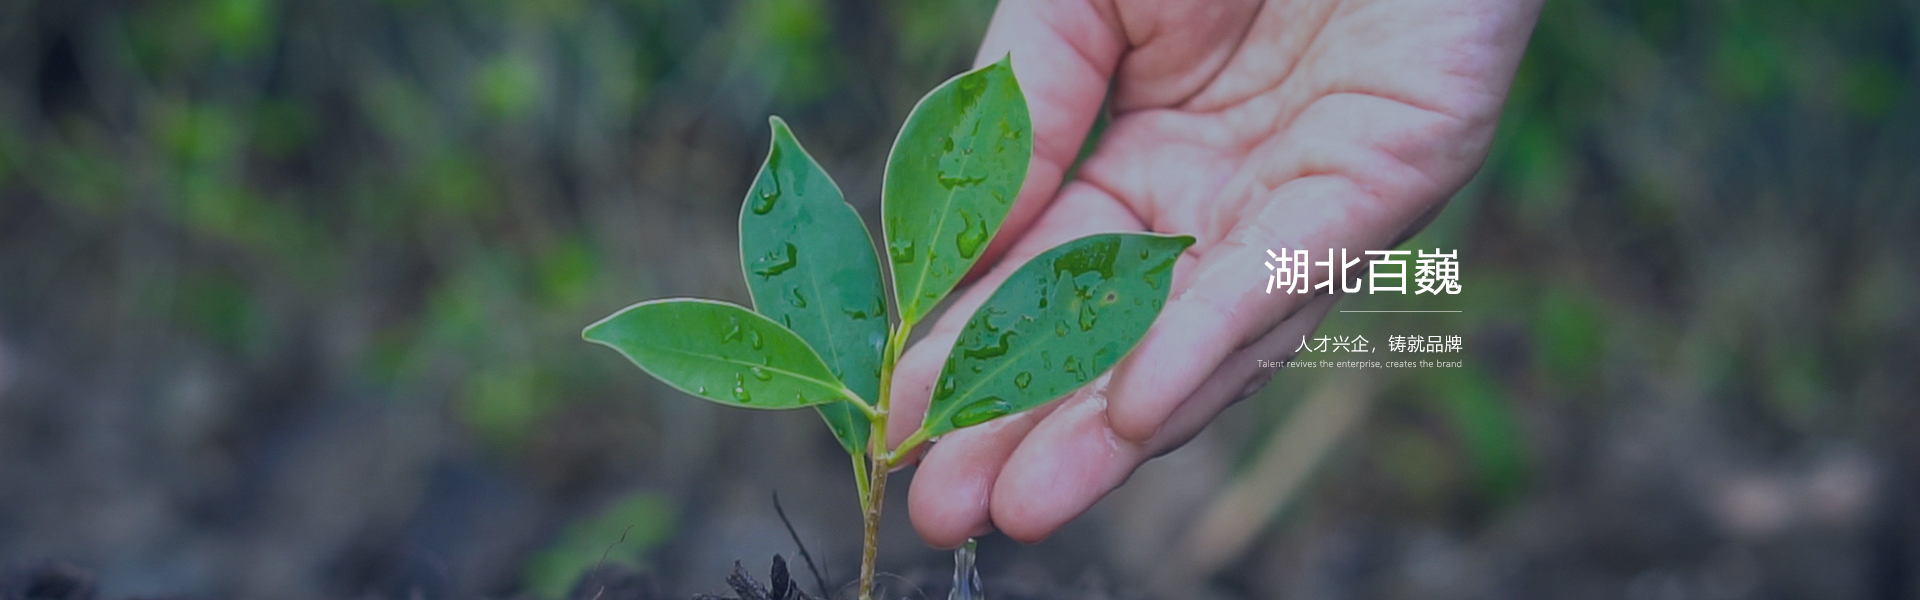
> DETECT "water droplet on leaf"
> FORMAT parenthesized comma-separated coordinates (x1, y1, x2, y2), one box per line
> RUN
(934, 374, 957, 402)
(889, 238, 917, 265)
(1014, 372, 1032, 390)
(979, 308, 1002, 333)
(750, 147, 784, 215)
(938, 172, 989, 189)
(732, 373, 752, 403)
(963, 331, 1014, 360)
(752, 243, 799, 277)
(950, 397, 1011, 428)
(1053, 237, 1121, 279)
(955, 210, 989, 259)
(1143, 249, 1177, 290)
(751, 187, 780, 215)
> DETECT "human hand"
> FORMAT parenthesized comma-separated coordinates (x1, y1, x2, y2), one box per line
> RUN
(884, 0, 1542, 546)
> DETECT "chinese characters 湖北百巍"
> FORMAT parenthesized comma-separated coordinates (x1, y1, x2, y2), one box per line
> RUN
(1265, 248, 1462, 295)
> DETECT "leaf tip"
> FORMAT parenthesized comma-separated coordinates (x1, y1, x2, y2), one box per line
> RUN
(580, 316, 615, 345)
(767, 115, 795, 145)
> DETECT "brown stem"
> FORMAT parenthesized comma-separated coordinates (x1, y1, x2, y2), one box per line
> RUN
(857, 454, 888, 600)
(857, 322, 910, 600)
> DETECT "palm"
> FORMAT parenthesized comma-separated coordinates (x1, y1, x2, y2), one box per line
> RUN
(888, 0, 1541, 547)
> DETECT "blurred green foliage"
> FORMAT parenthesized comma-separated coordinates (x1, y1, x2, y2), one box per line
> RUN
(523, 492, 677, 599)
(0, 0, 1914, 594)
(0, 5, 992, 592)
(0, 0, 995, 453)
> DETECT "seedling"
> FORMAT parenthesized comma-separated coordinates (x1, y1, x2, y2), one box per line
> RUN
(584, 58, 1192, 600)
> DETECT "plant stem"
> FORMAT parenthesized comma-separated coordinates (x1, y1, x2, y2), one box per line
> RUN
(858, 452, 888, 600)
(857, 322, 914, 600)
(886, 429, 932, 469)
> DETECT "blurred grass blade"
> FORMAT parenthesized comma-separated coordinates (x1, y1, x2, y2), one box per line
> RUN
(1159, 376, 1374, 594)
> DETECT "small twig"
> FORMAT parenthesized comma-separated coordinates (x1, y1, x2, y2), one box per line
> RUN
(587, 524, 634, 600)
(773, 491, 831, 600)
(726, 560, 774, 599)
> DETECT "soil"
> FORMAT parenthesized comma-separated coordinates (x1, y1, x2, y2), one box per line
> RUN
(1, 562, 183, 600)
(4, 556, 1117, 600)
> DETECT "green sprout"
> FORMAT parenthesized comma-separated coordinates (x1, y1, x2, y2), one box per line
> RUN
(583, 57, 1192, 600)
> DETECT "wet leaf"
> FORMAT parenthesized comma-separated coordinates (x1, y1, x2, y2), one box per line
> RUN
(741, 116, 887, 454)
(882, 56, 1031, 326)
(920, 233, 1193, 437)
(584, 299, 854, 410)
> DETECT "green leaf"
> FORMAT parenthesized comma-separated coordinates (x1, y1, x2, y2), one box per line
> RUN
(584, 299, 854, 410)
(920, 233, 1193, 438)
(741, 116, 887, 454)
(882, 55, 1031, 326)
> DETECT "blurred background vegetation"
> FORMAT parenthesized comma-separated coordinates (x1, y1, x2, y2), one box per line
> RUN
(0, 0, 1914, 599)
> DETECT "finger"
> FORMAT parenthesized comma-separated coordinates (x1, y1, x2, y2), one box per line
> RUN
(906, 399, 1062, 548)
(1146, 292, 1339, 455)
(963, 0, 1126, 280)
(1103, 0, 1262, 112)
(979, 294, 1335, 544)
(988, 375, 1142, 543)
(1104, 174, 1388, 442)
(885, 183, 1145, 450)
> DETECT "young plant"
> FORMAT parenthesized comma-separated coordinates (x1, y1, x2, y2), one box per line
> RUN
(583, 58, 1192, 600)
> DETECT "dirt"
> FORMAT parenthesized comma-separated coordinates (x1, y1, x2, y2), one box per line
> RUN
(3, 557, 1121, 600)
(1, 562, 183, 600)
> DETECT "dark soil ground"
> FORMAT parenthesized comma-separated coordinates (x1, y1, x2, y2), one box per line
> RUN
(4, 557, 1124, 600)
